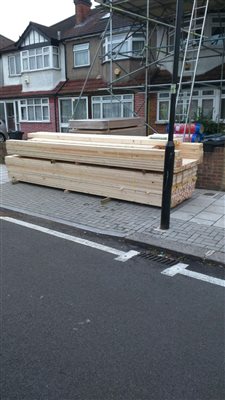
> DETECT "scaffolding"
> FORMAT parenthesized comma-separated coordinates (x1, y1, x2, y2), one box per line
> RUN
(93, 0, 225, 133)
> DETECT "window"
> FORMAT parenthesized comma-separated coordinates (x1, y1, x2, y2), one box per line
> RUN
(92, 95, 133, 119)
(8, 54, 21, 76)
(157, 92, 170, 121)
(211, 17, 225, 36)
(59, 97, 88, 132)
(210, 16, 225, 46)
(21, 46, 59, 72)
(157, 90, 216, 122)
(19, 99, 49, 122)
(103, 33, 145, 61)
(73, 43, 90, 67)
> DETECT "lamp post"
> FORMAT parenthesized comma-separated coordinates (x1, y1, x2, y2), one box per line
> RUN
(160, 0, 184, 230)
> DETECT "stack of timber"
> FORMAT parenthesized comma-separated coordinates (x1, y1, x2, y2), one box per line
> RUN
(68, 117, 146, 136)
(5, 131, 203, 208)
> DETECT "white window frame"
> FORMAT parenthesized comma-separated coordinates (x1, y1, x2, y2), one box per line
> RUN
(21, 46, 60, 72)
(8, 53, 21, 76)
(59, 97, 88, 132)
(103, 33, 145, 62)
(157, 92, 171, 122)
(91, 94, 134, 119)
(157, 90, 217, 123)
(73, 43, 90, 67)
(210, 15, 225, 46)
(19, 98, 50, 122)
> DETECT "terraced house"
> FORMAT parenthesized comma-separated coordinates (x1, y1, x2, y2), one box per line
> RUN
(0, 0, 224, 135)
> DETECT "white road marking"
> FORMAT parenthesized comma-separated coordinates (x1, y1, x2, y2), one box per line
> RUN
(162, 263, 225, 288)
(0, 216, 139, 262)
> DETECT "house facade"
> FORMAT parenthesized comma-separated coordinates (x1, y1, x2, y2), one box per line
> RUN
(0, 0, 224, 135)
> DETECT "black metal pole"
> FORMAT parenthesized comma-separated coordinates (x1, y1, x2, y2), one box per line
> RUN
(160, 0, 183, 230)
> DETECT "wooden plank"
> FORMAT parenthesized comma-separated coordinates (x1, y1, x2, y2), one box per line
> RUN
(6, 139, 183, 171)
(5, 156, 198, 208)
(179, 143, 203, 163)
(28, 132, 152, 143)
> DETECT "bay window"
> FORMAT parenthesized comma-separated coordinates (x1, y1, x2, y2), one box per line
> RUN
(103, 33, 145, 61)
(21, 46, 59, 72)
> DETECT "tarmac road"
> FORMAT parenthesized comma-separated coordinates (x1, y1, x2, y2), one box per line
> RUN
(1, 216, 225, 400)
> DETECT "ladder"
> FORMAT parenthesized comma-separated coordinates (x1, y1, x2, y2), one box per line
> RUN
(175, 0, 209, 137)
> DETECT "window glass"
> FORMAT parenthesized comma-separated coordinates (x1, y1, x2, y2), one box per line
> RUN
(93, 104, 101, 119)
(74, 43, 90, 67)
(28, 106, 35, 121)
(123, 102, 133, 117)
(15, 55, 21, 74)
(36, 55, 43, 69)
(43, 106, 49, 121)
(8, 54, 21, 75)
(35, 106, 42, 120)
(159, 101, 169, 121)
(132, 40, 145, 57)
(73, 98, 87, 119)
(190, 100, 198, 120)
(202, 99, 213, 118)
(9, 57, 15, 75)
(60, 100, 72, 124)
(21, 106, 27, 120)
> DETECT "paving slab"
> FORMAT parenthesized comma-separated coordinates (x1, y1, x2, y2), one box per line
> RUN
(0, 165, 224, 265)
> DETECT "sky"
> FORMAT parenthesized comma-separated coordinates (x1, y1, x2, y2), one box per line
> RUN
(1, 0, 98, 42)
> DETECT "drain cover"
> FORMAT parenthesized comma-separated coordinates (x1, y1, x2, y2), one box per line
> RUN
(203, 192, 216, 197)
(138, 251, 177, 266)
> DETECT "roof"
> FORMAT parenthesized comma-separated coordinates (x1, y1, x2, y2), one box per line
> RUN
(0, 81, 66, 99)
(62, 6, 140, 40)
(57, 78, 107, 94)
(0, 34, 14, 51)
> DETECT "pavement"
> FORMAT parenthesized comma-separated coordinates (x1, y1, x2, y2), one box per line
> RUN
(1, 164, 225, 265)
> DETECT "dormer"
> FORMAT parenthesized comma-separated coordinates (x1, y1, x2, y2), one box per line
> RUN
(15, 23, 60, 73)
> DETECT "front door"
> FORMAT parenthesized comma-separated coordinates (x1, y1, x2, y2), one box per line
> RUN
(6, 102, 16, 131)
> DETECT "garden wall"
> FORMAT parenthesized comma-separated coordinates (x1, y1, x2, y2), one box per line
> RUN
(196, 146, 225, 191)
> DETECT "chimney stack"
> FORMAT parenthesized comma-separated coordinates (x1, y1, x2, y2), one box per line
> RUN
(74, 0, 91, 25)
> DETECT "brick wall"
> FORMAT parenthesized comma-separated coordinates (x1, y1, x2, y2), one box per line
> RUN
(196, 146, 225, 191)
(20, 98, 59, 136)
(134, 93, 145, 118)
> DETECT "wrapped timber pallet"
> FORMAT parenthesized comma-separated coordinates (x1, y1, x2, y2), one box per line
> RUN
(5, 132, 203, 208)
(68, 117, 146, 136)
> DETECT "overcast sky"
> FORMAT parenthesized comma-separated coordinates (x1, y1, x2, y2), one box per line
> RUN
(2, 0, 98, 42)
